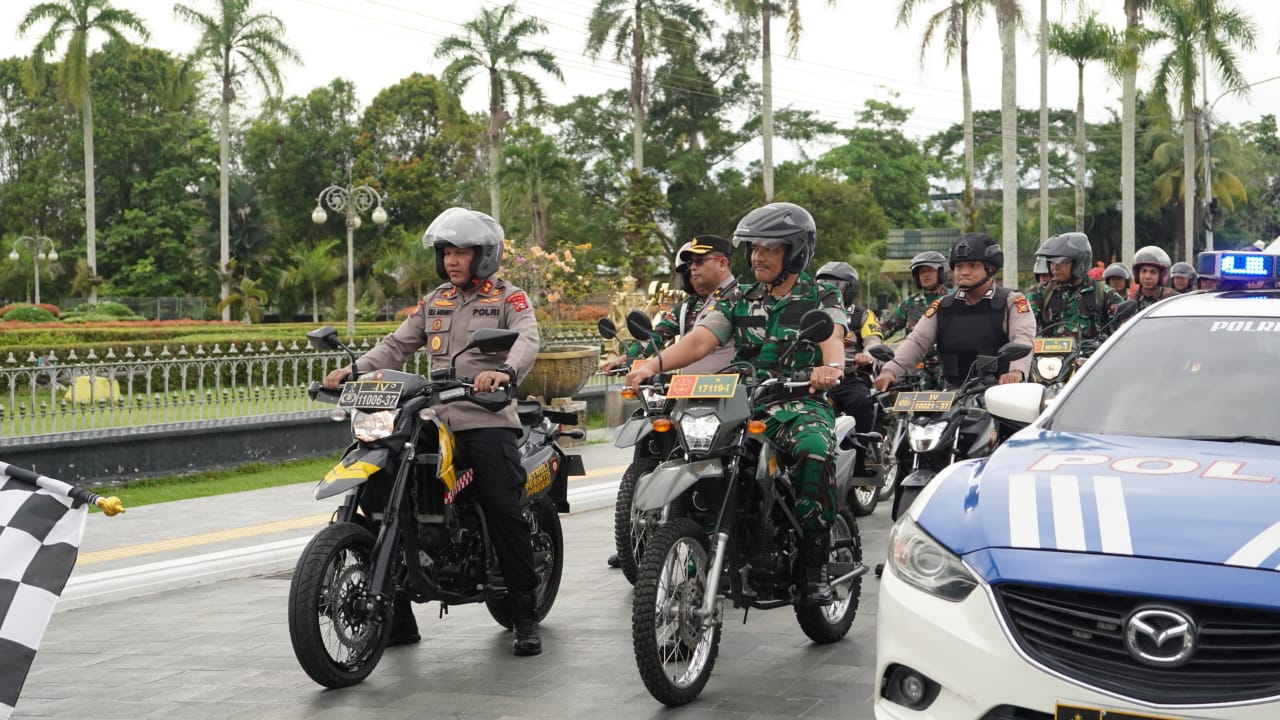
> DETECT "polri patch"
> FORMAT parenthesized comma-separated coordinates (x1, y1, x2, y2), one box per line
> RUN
(507, 291, 530, 312)
(923, 299, 941, 319)
(1014, 296, 1031, 314)
(407, 299, 425, 318)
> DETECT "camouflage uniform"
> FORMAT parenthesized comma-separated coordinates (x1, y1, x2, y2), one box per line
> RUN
(1027, 279, 1125, 340)
(698, 272, 848, 530)
(1130, 285, 1178, 312)
(880, 288, 947, 389)
(619, 279, 739, 374)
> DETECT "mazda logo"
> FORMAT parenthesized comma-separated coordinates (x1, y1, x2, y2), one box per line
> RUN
(1124, 607, 1196, 667)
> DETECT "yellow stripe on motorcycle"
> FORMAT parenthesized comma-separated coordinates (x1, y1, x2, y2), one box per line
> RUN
(323, 460, 382, 484)
(437, 422, 459, 492)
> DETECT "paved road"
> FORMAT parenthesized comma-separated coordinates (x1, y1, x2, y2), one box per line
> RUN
(16, 440, 892, 720)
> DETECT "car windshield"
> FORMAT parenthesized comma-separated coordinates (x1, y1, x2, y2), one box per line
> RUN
(1048, 315, 1280, 439)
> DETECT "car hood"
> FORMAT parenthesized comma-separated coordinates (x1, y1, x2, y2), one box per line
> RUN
(914, 430, 1280, 571)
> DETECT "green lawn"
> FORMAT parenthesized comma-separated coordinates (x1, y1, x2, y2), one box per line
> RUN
(86, 453, 341, 512)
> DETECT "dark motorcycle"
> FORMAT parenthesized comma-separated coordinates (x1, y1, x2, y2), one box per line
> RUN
(288, 326, 584, 688)
(845, 345, 921, 515)
(890, 342, 1033, 519)
(1030, 300, 1137, 398)
(628, 311, 866, 706)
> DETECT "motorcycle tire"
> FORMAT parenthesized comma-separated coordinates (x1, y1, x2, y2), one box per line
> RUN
(632, 518, 721, 707)
(486, 497, 565, 628)
(794, 509, 863, 644)
(288, 522, 392, 689)
(878, 417, 909, 502)
(614, 458, 659, 585)
(847, 483, 878, 517)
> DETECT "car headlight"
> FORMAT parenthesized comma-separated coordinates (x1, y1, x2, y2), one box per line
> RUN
(351, 409, 398, 442)
(908, 422, 947, 452)
(1035, 355, 1064, 382)
(679, 412, 721, 453)
(887, 517, 979, 602)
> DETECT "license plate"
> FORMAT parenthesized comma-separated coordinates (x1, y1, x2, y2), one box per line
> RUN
(1055, 704, 1181, 720)
(893, 391, 955, 413)
(1034, 337, 1076, 354)
(338, 380, 405, 409)
(666, 374, 738, 399)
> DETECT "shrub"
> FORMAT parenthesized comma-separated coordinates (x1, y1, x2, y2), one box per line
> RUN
(2, 305, 59, 322)
(63, 301, 141, 320)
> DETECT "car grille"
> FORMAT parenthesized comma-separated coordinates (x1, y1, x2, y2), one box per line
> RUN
(995, 584, 1280, 704)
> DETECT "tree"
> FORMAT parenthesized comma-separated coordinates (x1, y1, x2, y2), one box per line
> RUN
(435, 3, 563, 225)
(279, 239, 341, 322)
(499, 128, 577, 247)
(585, 0, 708, 173)
(18, 0, 149, 303)
(174, 0, 299, 320)
(1149, 0, 1256, 262)
(897, 0, 984, 230)
(1147, 121, 1248, 222)
(215, 274, 268, 323)
(996, 0, 1022, 283)
(1118, 0, 1157, 266)
(1049, 13, 1118, 231)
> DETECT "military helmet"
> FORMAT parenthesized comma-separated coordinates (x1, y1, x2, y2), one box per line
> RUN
(1102, 262, 1131, 281)
(909, 250, 947, 288)
(731, 202, 816, 276)
(1035, 232, 1093, 282)
(424, 207, 504, 281)
(1033, 256, 1049, 275)
(815, 261, 859, 306)
(1132, 245, 1172, 284)
(1169, 261, 1197, 285)
(949, 232, 1003, 271)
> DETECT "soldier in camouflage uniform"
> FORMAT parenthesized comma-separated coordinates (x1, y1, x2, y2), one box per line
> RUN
(625, 202, 848, 605)
(1027, 232, 1124, 340)
(1169, 261, 1198, 294)
(1130, 245, 1178, 311)
(880, 251, 949, 389)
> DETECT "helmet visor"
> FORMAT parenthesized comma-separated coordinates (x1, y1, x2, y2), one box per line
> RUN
(733, 235, 788, 250)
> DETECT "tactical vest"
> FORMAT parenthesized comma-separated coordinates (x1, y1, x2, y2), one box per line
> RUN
(935, 287, 1010, 387)
(1040, 280, 1102, 324)
(848, 306, 868, 352)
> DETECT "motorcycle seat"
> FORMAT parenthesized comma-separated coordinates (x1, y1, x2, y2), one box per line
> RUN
(517, 400, 544, 427)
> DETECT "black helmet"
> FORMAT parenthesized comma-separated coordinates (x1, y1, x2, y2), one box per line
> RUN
(950, 232, 1003, 271)
(732, 202, 816, 279)
(1132, 245, 1172, 284)
(1102, 262, 1131, 281)
(815, 261, 859, 306)
(424, 207, 504, 282)
(909, 251, 947, 288)
(1169, 261, 1197, 286)
(1035, 232, 1093, 282)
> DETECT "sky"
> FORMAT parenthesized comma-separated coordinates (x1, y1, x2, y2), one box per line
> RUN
(3, 0, 1279, 167)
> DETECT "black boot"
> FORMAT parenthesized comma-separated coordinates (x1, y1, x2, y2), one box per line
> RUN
(387, 592, 420, 646)
(798, 531, 834, 606)
(511, 590, 542, 657)
(607, 553, 621, 569)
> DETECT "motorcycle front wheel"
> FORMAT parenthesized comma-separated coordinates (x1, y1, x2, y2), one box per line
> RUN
(614, 458, 659, 585)
(486, 496, 565, 627)
(795, 509, 863, 643)
(288, 522, 391, 688)
(632, 519, 721, 707)
(877, 417, 909, 502)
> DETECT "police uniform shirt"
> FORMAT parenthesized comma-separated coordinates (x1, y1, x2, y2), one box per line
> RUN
(682, 276, 740, 374)
(354, 277, 540, 431)
(884, 286, 1035, 381)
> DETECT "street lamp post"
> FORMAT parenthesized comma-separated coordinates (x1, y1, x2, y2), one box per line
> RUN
(1203, 73, 1280, 252)
(8, 235, 58, 305)
(311, 182, 388, 337)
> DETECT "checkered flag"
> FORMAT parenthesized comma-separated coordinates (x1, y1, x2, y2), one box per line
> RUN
(0, 462, 122, 720)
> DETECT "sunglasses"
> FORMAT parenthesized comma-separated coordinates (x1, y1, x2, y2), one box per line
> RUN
(689, 255, 726, 266)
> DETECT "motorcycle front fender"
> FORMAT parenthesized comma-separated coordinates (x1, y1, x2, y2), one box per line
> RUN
(900, 468, 936, 489)
(317, 446, 389, 500)
(613, 415, 652, 448)
(632, 457, 723, 512)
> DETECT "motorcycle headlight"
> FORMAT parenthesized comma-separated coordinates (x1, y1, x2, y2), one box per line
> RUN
(351, 409, 398, 442)
(679, 411, 721, 453)
(1035, 355, 1064, 382)
(908, 422, 947, 452)
(887, 516, 979, 602)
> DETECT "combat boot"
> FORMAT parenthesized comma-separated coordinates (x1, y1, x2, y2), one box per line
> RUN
(511, 590, 542, 656)
(387, 591, 420, 646)
(797, 531, 834, 606)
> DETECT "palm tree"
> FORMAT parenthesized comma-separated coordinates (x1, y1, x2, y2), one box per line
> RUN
(18, 0, 149, 304)
(586, 0, 708, 173)
(375, 231, 438, 300)
(996, 0, 1021, 282)
(436, 3, 563, 225)
(499, 133, 577, 247)
(215, 275, 269, 323)
(897, 0, 984, 230)
(1119, 0, 1154, 266)
(1149, 0, 1256, 262)
(1049, 13, 1118, 231)
(279, 240, 341, 322)
(174, 0, 299, 321)
(1147, 123, 1248, 220)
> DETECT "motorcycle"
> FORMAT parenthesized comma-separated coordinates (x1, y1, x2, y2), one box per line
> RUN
(627, 310, 866, 706)
(288, 325, 585, 688)
(845, 344, 922, 516)
(1030, 300, 1138, 398)
(890, 342, 1033, 520)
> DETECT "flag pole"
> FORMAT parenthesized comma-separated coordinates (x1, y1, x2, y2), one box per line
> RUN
(0, 462, 124, 516)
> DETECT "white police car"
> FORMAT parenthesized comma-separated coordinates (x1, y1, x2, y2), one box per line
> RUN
(875, 251, 1280, 719)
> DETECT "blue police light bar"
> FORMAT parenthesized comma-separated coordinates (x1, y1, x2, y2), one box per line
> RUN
(1196, 251, 1277, 279)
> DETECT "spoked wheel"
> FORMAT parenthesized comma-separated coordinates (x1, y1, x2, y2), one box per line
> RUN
(878, 418, 908, 502)
(487, 497, 565, 628)
(848, 483, 879, 517)
(288, 522, 391, 688)
(614, 459, 659, 585)
(632, 519, 721, 707)
(795, 509, 863, 644)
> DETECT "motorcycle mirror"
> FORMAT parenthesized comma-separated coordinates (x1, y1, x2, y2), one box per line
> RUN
(597, 317, 617, 340)
(997, 342, 1033, 362)
(869, 344, 896, 363)
(797, 309, 834, 344)
(1112, 300, 1138, 325)
(464, 328, 519, 355)
(306, 325, 343, 352)
(625, 310, 654, 342)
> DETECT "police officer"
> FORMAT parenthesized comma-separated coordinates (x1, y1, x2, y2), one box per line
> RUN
(323, 207, 544, 657)
(1027, 232, 1124, 340)
(1130, 245, 1177, 310)
(814, 261, 882, 477)
(1103, 262, 1132, 296)
(873, 232, 1035, 392)
(1169, 261, 1198, 294)
(624, 202, 848, 606)
(880, 251, 949, 389)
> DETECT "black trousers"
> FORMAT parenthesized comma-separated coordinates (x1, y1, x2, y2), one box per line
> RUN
(455, 427, 538, 592)
(829, 375, 875, 473)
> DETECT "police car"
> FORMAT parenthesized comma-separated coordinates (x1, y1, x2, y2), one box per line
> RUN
(875, 250, 1280, 719)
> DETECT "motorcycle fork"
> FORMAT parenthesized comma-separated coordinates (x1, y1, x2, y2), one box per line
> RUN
(698, 428, 748, 627)
(366, 422, 434, 612)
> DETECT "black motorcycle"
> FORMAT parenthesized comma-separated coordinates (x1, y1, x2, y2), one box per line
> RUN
(288, 326, 584, 688)
(1030, 300, 1137, 397)
(845, 344, 921, 515)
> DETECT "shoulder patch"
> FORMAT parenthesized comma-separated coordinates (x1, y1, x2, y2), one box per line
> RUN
(407, 299, 426, 319)
(507, 291, 530, 313)
(1014, 295, 1031, 314)
(923, 298, 941, 318)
